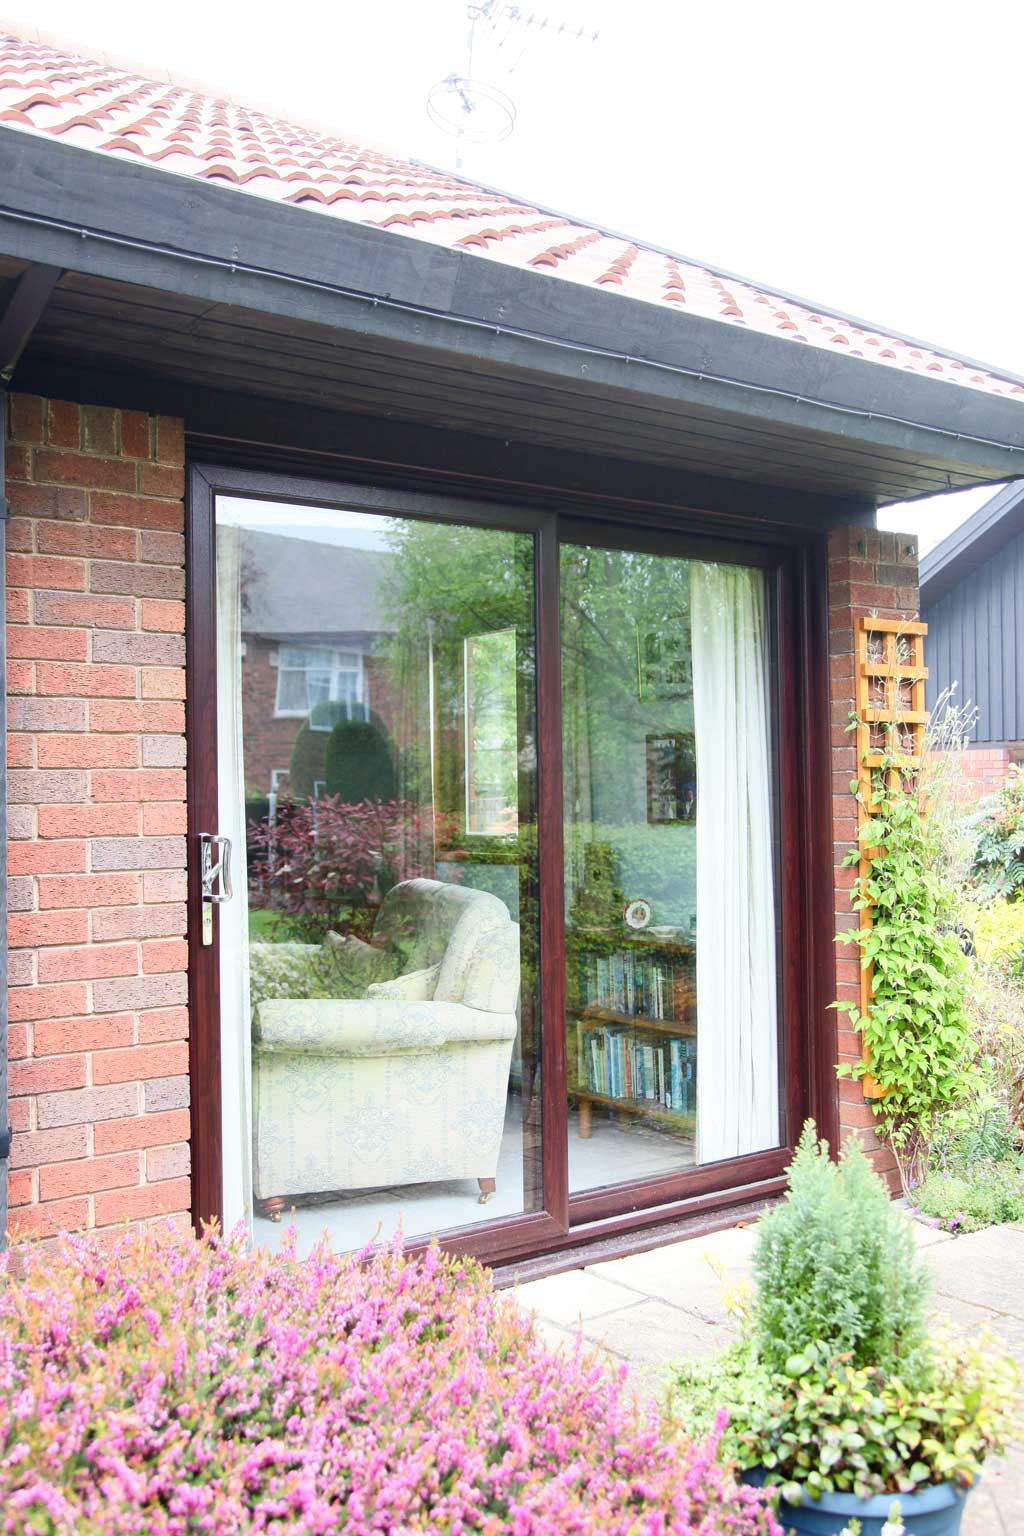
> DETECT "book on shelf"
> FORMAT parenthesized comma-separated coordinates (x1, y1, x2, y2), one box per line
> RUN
(579, 950, 693, 1022)
(579, 1025, 696, 1114)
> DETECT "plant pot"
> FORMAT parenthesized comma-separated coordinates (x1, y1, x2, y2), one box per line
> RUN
(743, 1468, 972, 1535)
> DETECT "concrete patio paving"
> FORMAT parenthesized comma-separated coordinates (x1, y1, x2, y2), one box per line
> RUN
(512, 1218, 1024, 1534)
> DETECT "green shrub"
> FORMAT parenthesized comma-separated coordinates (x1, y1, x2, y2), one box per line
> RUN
(837, 735, 981, 1190)
(325, 718, 396, 802)
(970, 766, 1024, 901)
(672, 1333, 1019, 1503)
(972, 896, 1024, 979)
(288, 721, 328, 801)
(933, 1100, 1019, 1167)
(913, 1156, 1024, 1234)
(752, 1125, 929, 1379)
(670, 1127, 1022, 1504)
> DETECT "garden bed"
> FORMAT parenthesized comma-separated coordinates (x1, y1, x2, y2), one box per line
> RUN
(0, 1224, 778, 1534)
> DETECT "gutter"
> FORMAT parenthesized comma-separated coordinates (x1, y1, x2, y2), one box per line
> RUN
(2, 202, 1023, 468)
(410, 154, 1024, 394)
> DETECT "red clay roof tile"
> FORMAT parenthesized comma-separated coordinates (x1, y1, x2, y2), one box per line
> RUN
(1, 30, 1021, 400)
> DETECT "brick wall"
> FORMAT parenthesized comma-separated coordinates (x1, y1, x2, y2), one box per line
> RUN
(942, 741, 1016, 804)
(240, 638, 301, 797)
(827, 525, 920, 1188)
(4, 393, 190, 1240)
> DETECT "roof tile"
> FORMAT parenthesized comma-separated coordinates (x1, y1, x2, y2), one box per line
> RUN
(0, 29, 1020, 400)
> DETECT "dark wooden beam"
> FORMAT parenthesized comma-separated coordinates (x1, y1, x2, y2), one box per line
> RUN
(0, 262, 61, 382)
(12, 354, 877, 530)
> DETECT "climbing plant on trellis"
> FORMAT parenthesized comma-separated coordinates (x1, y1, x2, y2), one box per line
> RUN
(853, 615, 929, 1101)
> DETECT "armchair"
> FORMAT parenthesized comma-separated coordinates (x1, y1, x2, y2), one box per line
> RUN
(251, 878, 520, 1218)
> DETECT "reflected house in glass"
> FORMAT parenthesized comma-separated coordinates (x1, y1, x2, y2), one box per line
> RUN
(235, 527, 398, 798)
(2, 30, 1024, 1265)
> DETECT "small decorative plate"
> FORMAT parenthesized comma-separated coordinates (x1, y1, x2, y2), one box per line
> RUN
(623, 898, 652, 931)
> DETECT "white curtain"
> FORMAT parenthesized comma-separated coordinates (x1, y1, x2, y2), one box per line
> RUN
(690, 561, 779, 1163)
(216, 525, 253, 1231)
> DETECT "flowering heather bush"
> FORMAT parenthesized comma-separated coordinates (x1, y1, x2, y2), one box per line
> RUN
(0, 1225, 779, 1535)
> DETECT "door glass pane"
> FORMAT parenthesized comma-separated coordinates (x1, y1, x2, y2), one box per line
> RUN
(561, 542, 782, 1194)
(216, 498, 543, 1253)
(465, 629, 519, 836)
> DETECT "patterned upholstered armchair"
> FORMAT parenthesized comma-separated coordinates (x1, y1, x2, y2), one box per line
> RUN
(250, 879, 520, 1219)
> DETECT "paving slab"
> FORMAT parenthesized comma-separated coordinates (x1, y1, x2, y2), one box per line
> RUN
(925, 1225, 1024, 1317)
(514, 1266, 646, 1327)
(516, 1213, 1024, 1532)
(588, 1230, 755, 1324)
(578, 1298, 729, 1404)
(962, 1451, 1024, 1535)
(908, 1218, 954, 1248)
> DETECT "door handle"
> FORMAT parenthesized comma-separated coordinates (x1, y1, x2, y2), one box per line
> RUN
(199, 833, 232, 945)
(200, 833, 232, 902)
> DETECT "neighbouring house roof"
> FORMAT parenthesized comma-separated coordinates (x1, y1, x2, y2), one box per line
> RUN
(241, 530, 395, 640)
(3, 31, 1023, 406)
(920, 479, 1024, 606)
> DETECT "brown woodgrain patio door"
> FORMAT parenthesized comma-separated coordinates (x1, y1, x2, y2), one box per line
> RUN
(186, 462, 828, 1270)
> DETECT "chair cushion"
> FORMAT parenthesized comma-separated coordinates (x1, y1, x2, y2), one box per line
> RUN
(365, 962, 441, 1001)
(323, 931, 399, 993)
(249, 942, 331, 1017)
(249, 933, 399, 1021)
(459, 923, 521, 1013)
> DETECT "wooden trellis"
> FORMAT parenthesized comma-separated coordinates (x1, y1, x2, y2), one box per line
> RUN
(854, 616, 929, 1101)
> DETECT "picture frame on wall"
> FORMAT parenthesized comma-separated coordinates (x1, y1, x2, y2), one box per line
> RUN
(645, 731, 696, 824)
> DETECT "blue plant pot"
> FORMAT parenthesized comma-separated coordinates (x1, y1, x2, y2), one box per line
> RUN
(743, 1467, 972, 1535)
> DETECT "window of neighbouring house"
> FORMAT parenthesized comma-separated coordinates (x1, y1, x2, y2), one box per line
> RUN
(274, 644, 365, 721)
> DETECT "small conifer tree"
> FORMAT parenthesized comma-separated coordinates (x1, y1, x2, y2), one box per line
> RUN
(752, 1123, 929, 1379)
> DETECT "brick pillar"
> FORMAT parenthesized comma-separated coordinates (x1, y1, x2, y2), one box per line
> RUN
(4, 394, 190, 1240)
(827, 525, 919, 1187)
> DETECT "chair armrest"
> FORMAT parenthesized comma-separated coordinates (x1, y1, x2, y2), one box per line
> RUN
(254, 998, 517, 1056)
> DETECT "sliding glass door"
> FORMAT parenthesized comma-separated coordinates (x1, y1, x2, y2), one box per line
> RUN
(190, 469, 796, 1262)
(560, 536, 782, 1202)
(213, 494, 544, 1253)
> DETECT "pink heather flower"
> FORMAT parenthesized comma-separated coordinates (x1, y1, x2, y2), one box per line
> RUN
(0, 1223, 780, 1535)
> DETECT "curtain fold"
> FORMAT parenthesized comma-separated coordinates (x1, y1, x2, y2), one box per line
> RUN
(690, 561, 779, 1163)
(216, 524, 253, 1230)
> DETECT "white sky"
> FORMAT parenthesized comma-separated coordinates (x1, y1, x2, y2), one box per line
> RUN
(8, 0, 1024, 554)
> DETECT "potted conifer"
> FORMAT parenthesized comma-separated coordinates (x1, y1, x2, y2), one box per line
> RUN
(671, 1126, 1019, 1535)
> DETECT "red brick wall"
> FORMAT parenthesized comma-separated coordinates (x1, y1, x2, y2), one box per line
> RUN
(5, 393, 190, 1240)
(240, 637, 301, 796)
(827, 525, 920, 1188)
(942, 742, 1016, 805)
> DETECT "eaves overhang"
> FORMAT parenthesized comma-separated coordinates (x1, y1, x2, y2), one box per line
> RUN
(2, 127, 1023, 506)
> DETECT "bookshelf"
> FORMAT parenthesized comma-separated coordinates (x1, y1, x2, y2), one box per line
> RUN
(568, 930, 697, 1139)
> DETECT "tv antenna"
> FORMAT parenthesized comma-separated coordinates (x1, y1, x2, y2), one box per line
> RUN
(427, 3, 600, 163)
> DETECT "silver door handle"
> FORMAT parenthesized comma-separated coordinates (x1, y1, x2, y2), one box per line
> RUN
(199, 833, 232, 903)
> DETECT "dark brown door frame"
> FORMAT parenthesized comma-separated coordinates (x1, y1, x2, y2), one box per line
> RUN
(185, 462, 571, 1258)
(185, 459, 837, 1267)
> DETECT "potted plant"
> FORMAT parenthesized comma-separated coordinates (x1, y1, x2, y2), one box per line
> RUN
(671, 1126, 1019, 1535)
